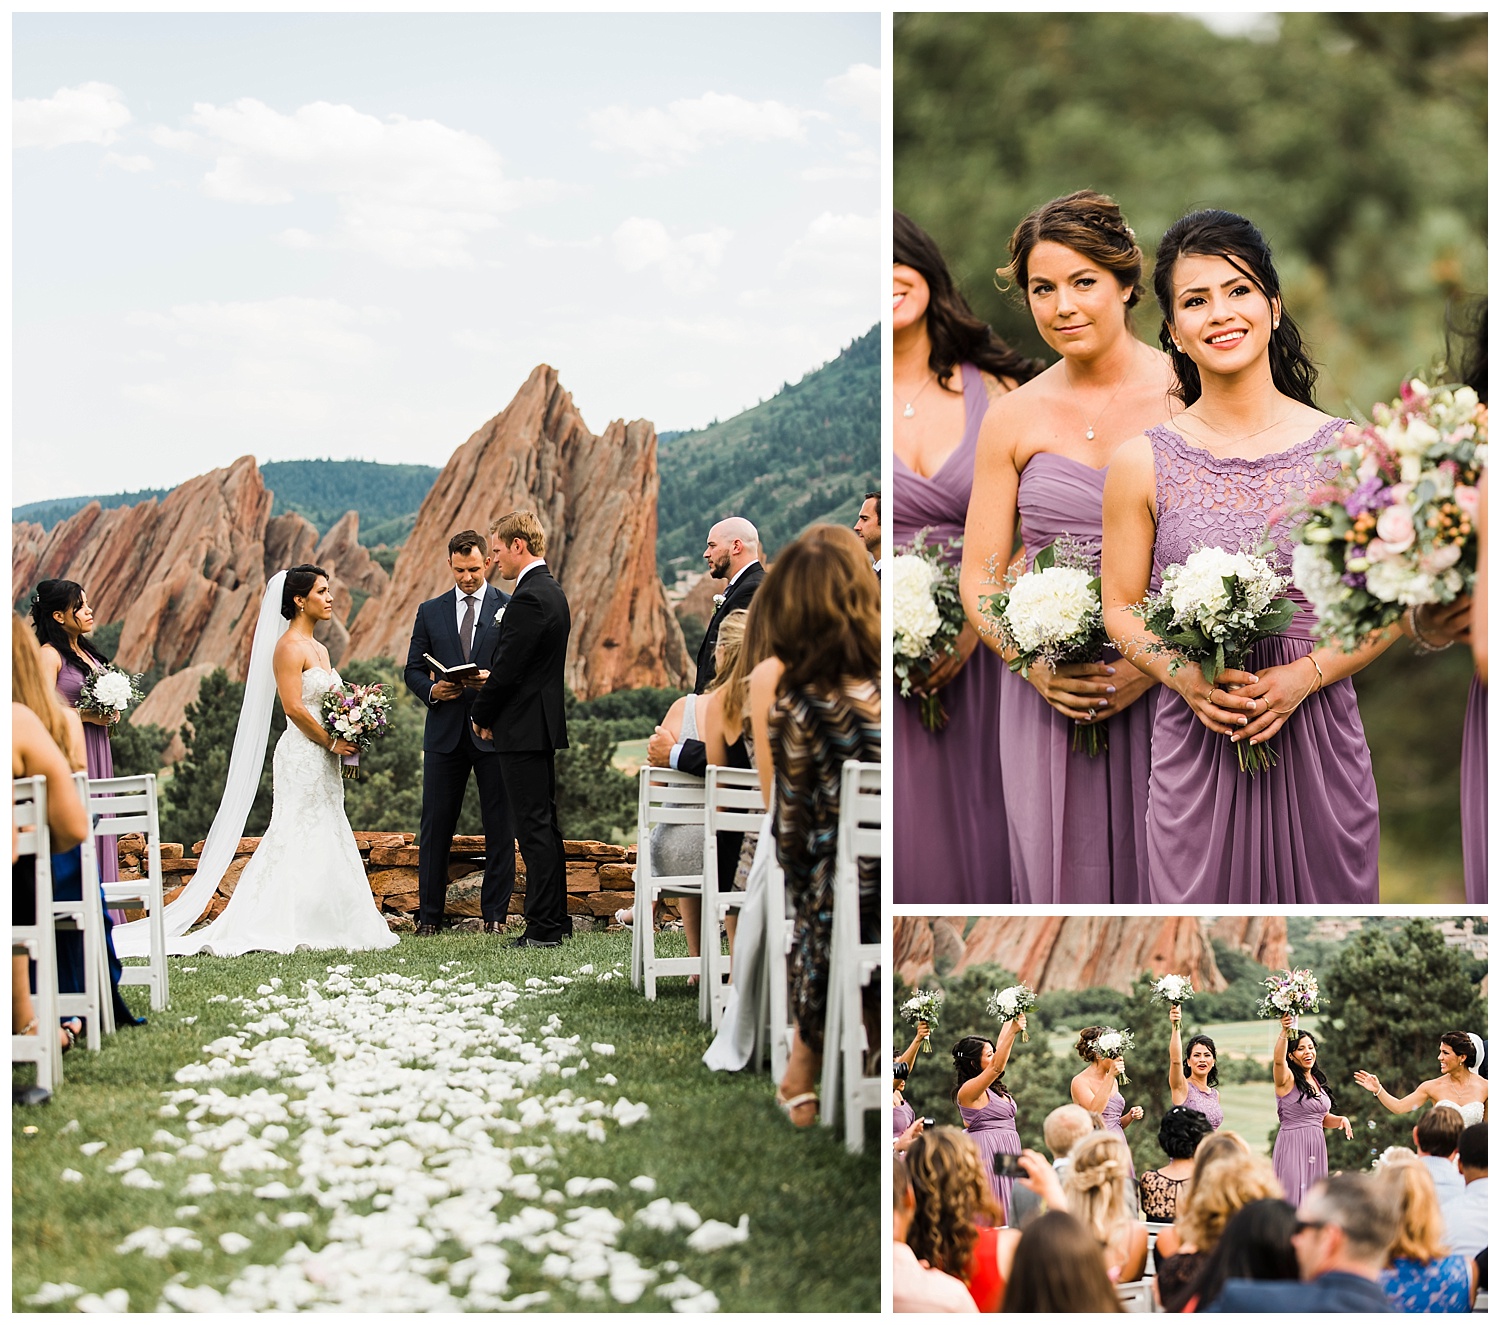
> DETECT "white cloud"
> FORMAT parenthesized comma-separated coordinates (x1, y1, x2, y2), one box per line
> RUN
(612, 218, 734, 296)
(103, 152, 153, 173)
(586, 92, 810, 172)
(128, 296, 392, 364)
(14, 82, 131, 149)
(779, 212, 879, 308)
(151, 98, 553, 269)
(824, 63, 880, 122)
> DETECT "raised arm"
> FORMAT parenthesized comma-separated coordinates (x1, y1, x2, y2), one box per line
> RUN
(895, 1021, 930, 1074)
(1352, 1070, 1431, 1115)
(956, 1014, 1026, 1108)
(1271, 1015, 1294, 1095)
(1167, 1003, 1188, 1104)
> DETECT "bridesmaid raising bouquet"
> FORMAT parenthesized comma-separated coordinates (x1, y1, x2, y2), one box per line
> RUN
(1101, 210, 1392, 904)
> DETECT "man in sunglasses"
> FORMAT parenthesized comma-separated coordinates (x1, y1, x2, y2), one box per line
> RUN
(1207, 1173, 1398, 1312)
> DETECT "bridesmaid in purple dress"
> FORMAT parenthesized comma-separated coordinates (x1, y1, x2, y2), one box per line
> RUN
(1103, 211, 1389, 903)
(1270, 1016, 1353, 1206)
(33, 580, 119, 892)
(892, 1019, 930, 1148)
(953, 1019, 1025, 1222)
(959, 192, 1176, 904)
(1070, 1025, 1143, 1178)
(892, 214, 1042, 904)
(1167, 1004, 1223, 1130)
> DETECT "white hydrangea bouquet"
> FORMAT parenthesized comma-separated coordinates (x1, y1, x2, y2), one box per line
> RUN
(77, 663, 145, 718)
(1150, 973, 1195, 1007)
(891, 529, 967, 732)
(1089, 1027, 1136, 1084)
(320, 681, 394, 780)
(899, 989, 944, 1052)
(1289, 379, 1485, 651)
(1131, 545, 1296, 774)
(986, 984, 1035, 1042)
(979, 537, 1110, 755)
(1256, 967, 1320, 1030)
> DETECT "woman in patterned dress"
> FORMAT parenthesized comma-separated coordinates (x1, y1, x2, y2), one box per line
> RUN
(747, 525, 879, 1126)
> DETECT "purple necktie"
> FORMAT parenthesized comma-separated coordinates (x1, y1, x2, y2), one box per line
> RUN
(461, 595, 476, 661)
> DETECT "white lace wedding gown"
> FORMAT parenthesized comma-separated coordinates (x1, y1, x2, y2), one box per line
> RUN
(168, 668, 399, 956)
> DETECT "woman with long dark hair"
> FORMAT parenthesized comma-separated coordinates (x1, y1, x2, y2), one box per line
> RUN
(952, 1015, 1026, 1220)
(1354, 1031, 1488, 1127)
(1102, 209, 1391, 903)
(31, 579, 122, 894)
(1000, 1209, 1124, 1314)
(1168, 1002, 1223, 1130)
(958, 191, 1176, 904)
(1178, 1197, 1299, 1311)
(1270, 1014, 1353, 1206)
(892, 211, 1040, 905)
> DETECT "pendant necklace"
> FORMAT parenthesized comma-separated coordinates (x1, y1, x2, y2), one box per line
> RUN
(1066, 366, 1128, 441)
(899, 371, 935, 418)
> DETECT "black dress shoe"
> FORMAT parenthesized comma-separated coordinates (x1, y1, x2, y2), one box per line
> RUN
(415, 923, 441, 937)
(508, 936, 560, 949)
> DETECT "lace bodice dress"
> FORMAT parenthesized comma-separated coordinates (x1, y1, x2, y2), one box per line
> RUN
(169, 668, 398, 956)
(1143, 422, 1379, 904)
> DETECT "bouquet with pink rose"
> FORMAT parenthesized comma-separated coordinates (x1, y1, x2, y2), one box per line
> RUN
(1288, 379, 1485, 652)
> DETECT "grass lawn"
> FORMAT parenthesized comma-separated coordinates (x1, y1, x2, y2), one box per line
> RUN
(611, 740, 648, 776)
(12, 931, 877, 1312)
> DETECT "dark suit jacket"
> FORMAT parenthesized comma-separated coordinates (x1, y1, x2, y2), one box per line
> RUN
(469, 563, 570, 752)
(404, 583, 509, 753)
(1206, 1272, 1393, 1313)
(694, 561, 763, 693)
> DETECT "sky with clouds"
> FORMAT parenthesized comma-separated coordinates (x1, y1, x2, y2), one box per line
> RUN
(13, 13, 880, 505)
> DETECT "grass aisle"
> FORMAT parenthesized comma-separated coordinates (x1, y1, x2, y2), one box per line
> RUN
(12, 932, 878, 1312)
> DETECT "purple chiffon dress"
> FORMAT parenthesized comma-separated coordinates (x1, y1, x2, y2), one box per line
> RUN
(1182, 1080, 1224, 1130)
(57, 657, 117, 888)
(1272, 1084, 1329, 1206)
(958, 1087, 1022, 1222)
(1003, 453, 1153, 903)
(1144, 422, 1380, 904)
(893, 363, 1012, 904)
(1100, 1091, 1137, 1179)
(1462, 677, 1486, 903)
(893, 1096, 915, 1143)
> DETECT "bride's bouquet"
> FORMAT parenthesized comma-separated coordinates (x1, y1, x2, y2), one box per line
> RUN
(1289, 379, 1485, 651)
(891, 529, 967, 731)
(980, 537, 1110, 756)
(1088, 1027, 1136, 1084)
(1256, 968, 1321, 1029)
(986, 984, 1035, 1042)
(320, 682, 394, 780)
(77, 663, 145, 718)
(1150, 973, 1195, 1007)
(1130, 546, 1296, 774)
(899, 989, 944, 1052)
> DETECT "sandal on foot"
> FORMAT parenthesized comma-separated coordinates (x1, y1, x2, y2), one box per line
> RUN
(60, 1019, 81, 1053)
(775, 1088, 819, 1128)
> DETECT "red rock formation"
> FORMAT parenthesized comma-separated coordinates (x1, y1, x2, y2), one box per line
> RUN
(894, 916, 1229, 995)
(346, 365, 690, 698)
(1208, 917, 1289, 971)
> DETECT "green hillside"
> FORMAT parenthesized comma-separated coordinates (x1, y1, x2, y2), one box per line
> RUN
(655, 326, 878, 575)
(13, 460, 439, 546)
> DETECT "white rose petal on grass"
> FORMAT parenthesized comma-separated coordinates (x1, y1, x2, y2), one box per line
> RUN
(25, 1282, 84, 1305)
(636, 1198, 702, 1233)
(60, 1118, 80, 1134)
(219, 1232, 253, 1254)
(76, 1289, 130, 1313)
(79, 1140, 107, 1157)
(254, 1180, 294, 1199)
(60, 1168, 84, 1183)
(277, 1211, 312, 1228)
(673, 1289, 721, 1312)
(629, 1175, 657, 1193)
(590, 1042, 615, 1056)
(686, 1214, 749, 1252)
(121, 1168, 164, 1190)
(105, 1147, 143, 1172)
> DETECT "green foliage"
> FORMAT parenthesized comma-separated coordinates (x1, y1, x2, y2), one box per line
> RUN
(570, 686, 690, 742)
(1314, 918, 1485, 1170)
(13, 485, 173, 530)
(1191, 940, 1271, 1022)
(108, 717, 172, 780)
(896, 10, 1486, 888)
(656, 327, 878, 572)
(259, 460, 439, 537)
(677, 611, 708, 661)
(1033, 986, 1126, 1031)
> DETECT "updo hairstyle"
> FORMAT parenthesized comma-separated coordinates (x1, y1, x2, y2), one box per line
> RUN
(1002, 189, 1144, 310)
(281, 564, 328, 620)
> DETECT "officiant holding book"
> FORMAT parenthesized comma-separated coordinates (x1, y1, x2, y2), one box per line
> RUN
(404, 529, 515, 936)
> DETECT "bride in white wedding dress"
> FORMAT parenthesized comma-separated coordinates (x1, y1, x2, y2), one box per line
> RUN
(1354, 1032, 1488, 1126)
(112, 565, 398, 959)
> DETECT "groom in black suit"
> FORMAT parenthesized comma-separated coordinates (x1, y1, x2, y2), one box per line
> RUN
(469, 511, 572, 948)
(404, 530, 515, 936)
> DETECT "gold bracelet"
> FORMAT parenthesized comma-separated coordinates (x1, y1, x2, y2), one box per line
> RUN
(1268, 656, 1322, 716)
(1305, 652, 1325, 692)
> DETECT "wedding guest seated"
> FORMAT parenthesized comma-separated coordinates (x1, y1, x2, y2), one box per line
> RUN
(1140, 1104, 1215, 1222)
(999, 1210, 1125, 1313)
(1443, 1123, 1487, 1263)
(1374, 1157, 1477, 1311)
(1414, 1103, 1467, 1212)
(905, 1127, 1007, 1310)
(1177, 1198, 1298, 1312)
(1011, 1103, 1093, 1227)
(1063, 1132, 1148, 1282)
(892, 1153, 978, 1313)
(1206, 1173, 1398, 1313)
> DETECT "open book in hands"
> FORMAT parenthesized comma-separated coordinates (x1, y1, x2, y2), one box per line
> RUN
(423, 654, 480, 681)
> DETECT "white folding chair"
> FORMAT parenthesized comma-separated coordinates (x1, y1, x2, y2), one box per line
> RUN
(700, 765, 764, 1028)
(630, 766, 707, 1000)
(92, 774, 170, 1011)
(50, 772, 108, 1050)
(13, 776, 63, 1092)
(1117, 1279, 1156, 1313)
(820, 760, 882, 1151)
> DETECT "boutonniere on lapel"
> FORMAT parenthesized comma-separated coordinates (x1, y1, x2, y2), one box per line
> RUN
(713, 593, 727, 611)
